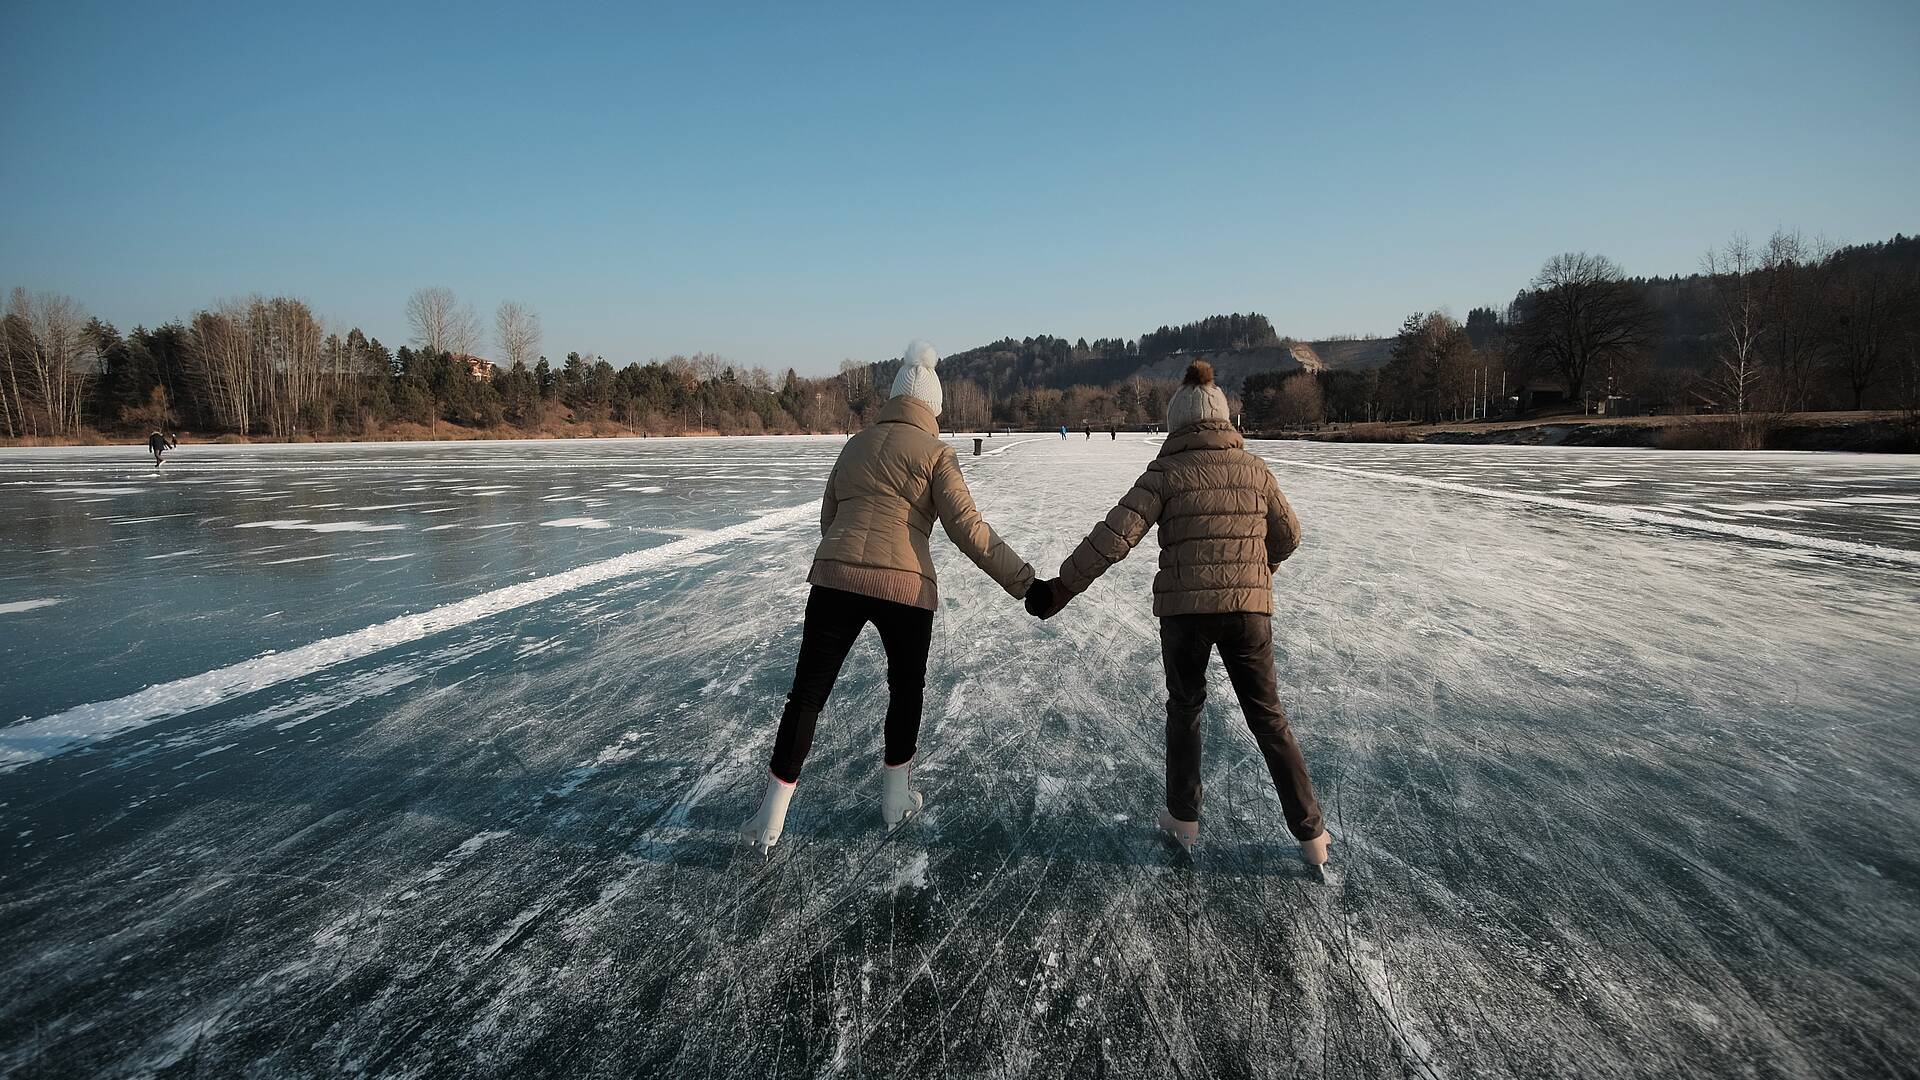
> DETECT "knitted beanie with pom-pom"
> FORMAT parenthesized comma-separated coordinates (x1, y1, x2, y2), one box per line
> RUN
(1165, 360, 1230, 432)
(889, 340, 943, 417)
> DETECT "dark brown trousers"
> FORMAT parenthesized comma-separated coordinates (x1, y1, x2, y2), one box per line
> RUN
(1160, 612, 1324, 841)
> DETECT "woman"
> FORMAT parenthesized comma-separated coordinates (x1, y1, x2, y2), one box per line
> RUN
(1025, 361, 1330, 866)
(740, 341, 1034, 852)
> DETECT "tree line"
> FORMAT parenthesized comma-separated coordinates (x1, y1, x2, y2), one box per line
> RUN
(1240, 233, 1920, 432)
(0, 297, 1275, 441)
(0, 287, 901, 441)
(7, 235, 1915, 443)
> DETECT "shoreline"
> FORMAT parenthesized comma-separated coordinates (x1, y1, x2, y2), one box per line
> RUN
(7, 411, 1916, 454)
(1253, 410, 1918, 453)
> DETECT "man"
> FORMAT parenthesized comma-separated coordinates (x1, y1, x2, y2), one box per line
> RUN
(1025, 361, 1329, 866)
(147, 431, 169, 467)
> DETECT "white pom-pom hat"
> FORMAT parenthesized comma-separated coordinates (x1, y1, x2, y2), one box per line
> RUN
(890, 339, 942, 417)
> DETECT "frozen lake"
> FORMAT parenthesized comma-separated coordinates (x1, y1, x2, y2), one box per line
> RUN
(2, 436, 1918, 1078)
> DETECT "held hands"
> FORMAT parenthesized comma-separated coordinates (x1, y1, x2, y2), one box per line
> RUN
(1024, 578, 1071, 620)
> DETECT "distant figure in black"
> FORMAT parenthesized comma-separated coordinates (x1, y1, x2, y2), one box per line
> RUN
(1108, 423, 1117, 440)
(1082, 423, 1091, 440)
(147, 431, 170, 466)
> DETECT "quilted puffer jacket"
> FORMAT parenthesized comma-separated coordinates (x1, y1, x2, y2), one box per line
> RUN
(809, 395, 1033, 609)
(1057, 420, 1300, 616)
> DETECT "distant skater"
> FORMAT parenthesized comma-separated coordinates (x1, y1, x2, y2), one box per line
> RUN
(1083, 424, 1091, 440)
(1024, 361, 1329, 866)
(146, 431, 174, 467)
(1059, 425, 1068, 439)
(1108, 423, 1117, 440)
(739, 340, 1036, 853)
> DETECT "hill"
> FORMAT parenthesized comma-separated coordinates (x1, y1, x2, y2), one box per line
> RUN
(864, 313, 1392, 407)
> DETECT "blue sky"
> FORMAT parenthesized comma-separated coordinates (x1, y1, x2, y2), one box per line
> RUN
(3, 1, 1915, 375)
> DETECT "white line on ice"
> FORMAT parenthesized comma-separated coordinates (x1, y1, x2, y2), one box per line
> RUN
(969, 436, 1050, 459)
(0, 598, 65, 614)
(0, 461, 842, 473)
(0, 501, 815, 772)
(1266, 457, 1920, 566)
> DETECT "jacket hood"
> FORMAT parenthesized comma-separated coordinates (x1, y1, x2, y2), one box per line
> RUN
(1158, 419, 1243, 457)
(874, 394, 941, 436)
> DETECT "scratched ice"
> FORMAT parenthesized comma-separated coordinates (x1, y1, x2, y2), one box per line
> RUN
(1, 436, 1917, 1077)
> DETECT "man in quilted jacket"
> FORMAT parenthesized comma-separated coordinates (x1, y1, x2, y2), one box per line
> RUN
(1026, 360, 1329, 866)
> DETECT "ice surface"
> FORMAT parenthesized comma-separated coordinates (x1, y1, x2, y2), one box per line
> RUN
(1, 436, 1918, 1077)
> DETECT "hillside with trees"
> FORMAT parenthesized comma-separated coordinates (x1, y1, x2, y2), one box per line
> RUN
(1239, 233, 1920, 441)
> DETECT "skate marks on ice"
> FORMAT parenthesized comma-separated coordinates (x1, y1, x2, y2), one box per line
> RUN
(3, 437, 1920, 1076)
(1257, 444, 1920, 565)
(0, 501, 816, 771)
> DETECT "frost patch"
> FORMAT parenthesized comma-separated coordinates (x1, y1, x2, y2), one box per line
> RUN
(234, 519, 405, 533)
(0, 598, 65, 614)
(416, 830, 511, 887)
(888, 852, 930, 893)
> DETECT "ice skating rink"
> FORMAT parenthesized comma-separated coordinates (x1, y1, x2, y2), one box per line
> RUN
(3, 435, 1918, 1078)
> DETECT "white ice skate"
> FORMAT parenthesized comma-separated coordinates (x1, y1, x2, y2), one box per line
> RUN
(1156, 807, 1199, 852)
(881, 760, 924, 831)
(739, 772, 796, 855)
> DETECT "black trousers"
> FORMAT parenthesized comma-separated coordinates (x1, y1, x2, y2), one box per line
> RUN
(1161, 613, 1325, 841)
(769, 586, 934, 783)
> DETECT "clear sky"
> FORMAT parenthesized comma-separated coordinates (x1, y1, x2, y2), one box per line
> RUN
(3, 1, 1915, 375)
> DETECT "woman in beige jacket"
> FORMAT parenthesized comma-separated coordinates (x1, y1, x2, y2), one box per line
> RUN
(1025, 361, 1330, 866)
(741, 341, 1034, 853)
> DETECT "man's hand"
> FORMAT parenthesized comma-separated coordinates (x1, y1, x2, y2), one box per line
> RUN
(1024, 578, 1071, 620)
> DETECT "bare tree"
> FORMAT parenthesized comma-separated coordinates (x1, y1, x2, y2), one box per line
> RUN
(1, 302, 29, 438)
(187, 301, 256, 434)
(1894, 329, 1920, 438)
(494, 300, 541, 370)
(406, 286, 480, 355)
(249, 297, 324, 438)
(838, 357, 878, 421)
(1825, 255, 1903, 411)
(5, 288, 94, 437)
(1277, 373, 1325, 427)
(1759, 230, 1828, 411)
(1513, 253, 1656, 405)
(945, 378, 989, 431)
(1702, 236, 1766, 415)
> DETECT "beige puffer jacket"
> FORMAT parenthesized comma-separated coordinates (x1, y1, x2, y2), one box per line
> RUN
(1058, 420, 1300, 617)
(809, 395, 1034, 609)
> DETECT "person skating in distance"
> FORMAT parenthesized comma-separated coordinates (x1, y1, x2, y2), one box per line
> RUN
(147, 431, 174, 467)
(740, 340, 1037, 854)
(1024, 360, 1330, 867)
